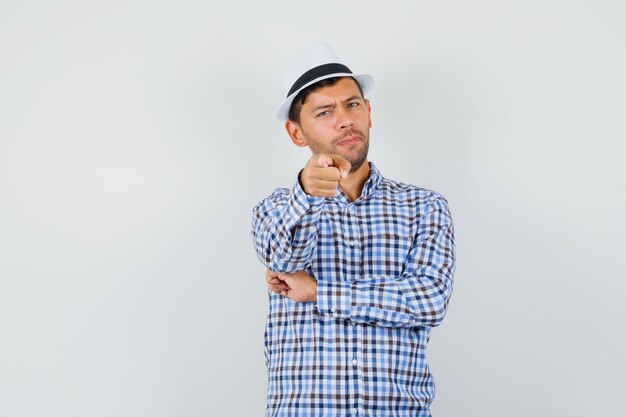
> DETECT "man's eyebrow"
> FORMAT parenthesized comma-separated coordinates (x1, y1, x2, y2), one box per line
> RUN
(343, 95, 363, 103)
(311, 103, 334, 112)
(311, 95, 363, 112)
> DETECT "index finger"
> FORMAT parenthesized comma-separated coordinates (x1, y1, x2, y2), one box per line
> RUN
(328, 154, 351, 179)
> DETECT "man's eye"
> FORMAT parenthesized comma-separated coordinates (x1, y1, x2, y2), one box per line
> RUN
(348, 102, 360, 108)
(317, 110, 330, 117)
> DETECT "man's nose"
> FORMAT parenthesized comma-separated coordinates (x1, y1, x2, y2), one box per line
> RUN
(335, 107, 354, 129)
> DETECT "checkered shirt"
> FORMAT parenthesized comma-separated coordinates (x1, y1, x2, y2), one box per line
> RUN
(250, 161, 456, 417)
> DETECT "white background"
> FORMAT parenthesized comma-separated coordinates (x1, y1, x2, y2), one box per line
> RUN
(1, 1, 624, 416)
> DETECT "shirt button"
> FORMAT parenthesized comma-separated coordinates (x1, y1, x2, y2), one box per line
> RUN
(349, 240, 355, 246)
(352, 358, 358, 365)
(352, 408, 358, 414)
(330, 307, 337, 313)
(350, 321, 357, 326)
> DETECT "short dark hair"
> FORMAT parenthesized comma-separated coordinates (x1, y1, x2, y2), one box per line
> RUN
(288, 76, 365, 123)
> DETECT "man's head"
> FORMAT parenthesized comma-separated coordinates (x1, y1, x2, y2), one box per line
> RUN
(277, 43, 374, 172)
(285, 76, 372, 173)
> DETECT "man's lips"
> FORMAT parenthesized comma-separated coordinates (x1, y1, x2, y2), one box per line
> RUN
(337, 136, 361, 146)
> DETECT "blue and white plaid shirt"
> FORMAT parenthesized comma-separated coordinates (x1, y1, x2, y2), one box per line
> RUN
(250, 161, 456, 417)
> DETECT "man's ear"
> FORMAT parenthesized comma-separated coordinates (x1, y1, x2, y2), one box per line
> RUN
(285, 120, 308, 147)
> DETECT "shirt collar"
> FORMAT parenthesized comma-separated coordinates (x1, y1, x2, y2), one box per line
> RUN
(361, 161, 382, 199)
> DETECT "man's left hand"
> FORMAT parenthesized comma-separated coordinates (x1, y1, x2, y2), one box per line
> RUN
(266, 269, 317, 303)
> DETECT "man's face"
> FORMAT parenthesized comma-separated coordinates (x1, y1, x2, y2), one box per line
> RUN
(287, 77, 372, 172)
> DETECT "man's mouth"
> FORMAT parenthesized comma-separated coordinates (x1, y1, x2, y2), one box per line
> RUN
(337, 136, 361, 146)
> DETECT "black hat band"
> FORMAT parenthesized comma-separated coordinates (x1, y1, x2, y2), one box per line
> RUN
(287, 63, 353, 97)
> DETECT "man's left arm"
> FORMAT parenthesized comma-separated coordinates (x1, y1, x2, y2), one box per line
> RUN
(315, 195, 456, 328)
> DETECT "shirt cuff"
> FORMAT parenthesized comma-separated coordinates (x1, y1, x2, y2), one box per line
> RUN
(315, 279, 352, 320)
(283, 170, 326, 232)
(291, 168, 326, 209)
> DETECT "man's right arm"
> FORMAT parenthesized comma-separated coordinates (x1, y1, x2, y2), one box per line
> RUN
(251, 154, 351, 273)
(250, 170, 326, 273)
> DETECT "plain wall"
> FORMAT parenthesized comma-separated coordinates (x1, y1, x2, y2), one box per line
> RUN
(1, 1, 624, 416)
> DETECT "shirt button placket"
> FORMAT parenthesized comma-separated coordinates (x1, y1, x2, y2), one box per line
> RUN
(354, 320, 365, 416)
(345, 203, 364, 416)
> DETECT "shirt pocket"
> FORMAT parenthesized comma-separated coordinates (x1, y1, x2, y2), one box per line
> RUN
(361, 231, 414, 277)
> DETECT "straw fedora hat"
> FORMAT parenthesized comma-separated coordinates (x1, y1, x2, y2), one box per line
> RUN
(277, 42, 375, 121)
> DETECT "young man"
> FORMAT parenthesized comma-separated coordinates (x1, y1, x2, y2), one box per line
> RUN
(250, 43, 456, 417)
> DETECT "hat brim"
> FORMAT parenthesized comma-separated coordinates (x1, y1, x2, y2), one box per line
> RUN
(277, 73, 374, 121)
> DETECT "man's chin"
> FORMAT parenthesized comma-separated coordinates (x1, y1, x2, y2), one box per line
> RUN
(340, 142, 368, 167)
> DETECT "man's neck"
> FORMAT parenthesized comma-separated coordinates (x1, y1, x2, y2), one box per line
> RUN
(339, 160, 370, 203)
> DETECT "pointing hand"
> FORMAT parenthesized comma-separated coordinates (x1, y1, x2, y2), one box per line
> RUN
(299, 153, 351, 198)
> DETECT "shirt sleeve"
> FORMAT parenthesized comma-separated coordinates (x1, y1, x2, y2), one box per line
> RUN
(250, 170, 326, 273)
(315, 194, 456, 328)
